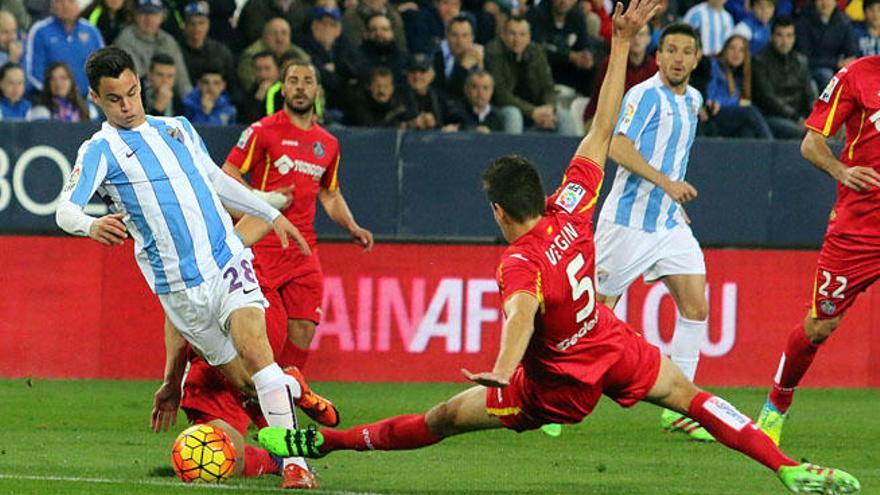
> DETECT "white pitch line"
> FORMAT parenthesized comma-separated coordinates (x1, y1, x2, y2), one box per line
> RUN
(0, 473, 386, 495)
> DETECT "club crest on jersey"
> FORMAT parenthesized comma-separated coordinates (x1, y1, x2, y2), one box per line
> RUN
(63, 166, 81, 193)
(167, 126, 184, 144)
(555, 182, 586, 213)
(79, 32, 91, 43)
(819, 299, 837, 315)
(236, 127, 253, 149)
(313, 142, 325, 158)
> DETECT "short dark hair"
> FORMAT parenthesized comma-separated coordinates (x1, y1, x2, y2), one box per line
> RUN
(253, 50, 277, 64)
(659, 22, 701, 51)
(447, 14, 474, 34)
(481, 155, 545, 223)
(149, 53, 176, 71)
(369, 66, 393, 85)
(505, 15, 529, 30)
(771, 16, 795, 34)
(0, 62, 23, 81)
(196, 63, 224, 81)
(86, 46, 137, 93)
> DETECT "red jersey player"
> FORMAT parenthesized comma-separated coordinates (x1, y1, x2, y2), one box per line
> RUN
(757, 56, 880, 446)
(256, 9, 860, 494)
(223, 60, 374, 372)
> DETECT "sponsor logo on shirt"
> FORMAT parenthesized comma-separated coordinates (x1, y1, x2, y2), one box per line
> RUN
(273, 154, 324, 180)
(819, 71, 845, 103)
(236, 127, 253, 149)
(282, 139, 299, 147)
(555, 182, 586, 214)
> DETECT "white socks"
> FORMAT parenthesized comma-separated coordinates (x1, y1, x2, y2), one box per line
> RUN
(252, 363, 307, 469)
(671, 315, 706, 382)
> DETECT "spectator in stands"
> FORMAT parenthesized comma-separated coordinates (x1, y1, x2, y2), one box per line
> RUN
(28, 61, 96, 121)
(683, 0, 734, 56)
(238, 0, 311, 47)
(401, 53, 452, 129)
(795, 0, 858, 88)
(485, 15, 579, 135)
(447, 69, 503, 132)
(432, 15, 483, 102)
(26, 0, 104, 96)
(854, 0, 880, 56)
(114, 0, 192, 96)
(400, 0, 462, 55)
(183, 65, 235, 124)
(342, 0, 407, 51)
(179, 1, 236, 98)
(732, 0, 775, 54)
(238, 17, 310, 92)
(583, 24, 655, 129)
(704, 33, 772, 139)
(0, 0, 29, 31)
(0, 10, 22, 66)
(349, 66, 409, 126)
(81, 0, 134, 44)
(726, 0, 792, 23)
(298, 6, 360, 118)
(141, 52, 183, 116)
(527, 0, 601, 96)
(0, 61, 29, 118)
(239, 50, 278, 123)
(358, 13, 409, 86)
(753, 16, 815, 139)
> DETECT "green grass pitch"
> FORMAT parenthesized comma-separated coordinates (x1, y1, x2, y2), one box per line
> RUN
(0, 379, 876, 494)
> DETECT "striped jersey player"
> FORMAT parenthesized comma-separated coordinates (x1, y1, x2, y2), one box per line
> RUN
(594, 24, 711, 440)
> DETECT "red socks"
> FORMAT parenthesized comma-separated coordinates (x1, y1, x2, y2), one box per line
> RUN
(242, 445, 279, 477)
(688, 391, 797, 471)
(769, 325, 820, 414)
(320, 414, 441, 453)
(278, 341, 310, 370)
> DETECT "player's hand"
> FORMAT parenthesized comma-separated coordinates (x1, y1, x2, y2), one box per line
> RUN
(350, 226, 374, 251)
(89, 213, 128, 246)
(663, 180, 698, 203)
(461, 368, 509, 388)
(611, 0, 662, 40)
(151, 382, 181, 433)
(273, 215, 312, 255)
(836, 166, 880, 192)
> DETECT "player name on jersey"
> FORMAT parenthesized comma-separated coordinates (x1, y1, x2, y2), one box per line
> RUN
(544, 222, 581, 266)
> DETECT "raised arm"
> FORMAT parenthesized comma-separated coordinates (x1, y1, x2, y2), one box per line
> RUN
(574, 0, 661, 169)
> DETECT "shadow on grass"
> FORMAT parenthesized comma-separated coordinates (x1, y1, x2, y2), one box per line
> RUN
(146, 466, 176, 478)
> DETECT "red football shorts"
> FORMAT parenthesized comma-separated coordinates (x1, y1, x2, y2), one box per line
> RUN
(253, 247, 324, 324)
(810, 235, 880, 319)
(181, 360, 258, 437)
(486, 318, 661, 432)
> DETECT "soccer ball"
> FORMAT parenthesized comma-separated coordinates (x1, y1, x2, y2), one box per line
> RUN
(171, 424, 236, 483)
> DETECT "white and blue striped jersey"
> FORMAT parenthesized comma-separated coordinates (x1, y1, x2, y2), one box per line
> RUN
(62, 116, 245, 294)
(598, 73, 702, 233)
(683, 3, 734, 56)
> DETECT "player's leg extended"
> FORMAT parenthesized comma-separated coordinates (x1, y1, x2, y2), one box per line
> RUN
(758, 312, 841, 445)
(225, 307, 316, 488)
(259, 385, 504, 458)
(645, 356, 859, 494)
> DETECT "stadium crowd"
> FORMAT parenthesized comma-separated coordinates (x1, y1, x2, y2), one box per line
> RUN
(0, 0, 876, 137)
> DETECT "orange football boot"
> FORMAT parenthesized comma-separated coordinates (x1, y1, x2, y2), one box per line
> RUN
(281, 463, 318, 489)
(284, 366, 340, 427)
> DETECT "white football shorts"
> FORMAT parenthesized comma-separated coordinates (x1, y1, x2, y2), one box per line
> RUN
(594, 220, 705, 296)
(159, 248, 268, 366)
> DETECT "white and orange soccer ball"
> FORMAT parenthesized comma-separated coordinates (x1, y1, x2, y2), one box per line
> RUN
(171, 424, 236, 483)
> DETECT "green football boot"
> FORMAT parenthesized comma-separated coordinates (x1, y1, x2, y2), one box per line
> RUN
(756, 399, 788, 446)
(778, 463, 861, 494)
(541, 423, 562, 437)
(258, 425, 326, 459)
(660, 409, 716, 442)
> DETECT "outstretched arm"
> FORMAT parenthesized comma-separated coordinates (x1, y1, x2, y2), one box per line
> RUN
(462, 293, 540, 387)
(151, 317, 187, 432)
(574, 0, 661, 170)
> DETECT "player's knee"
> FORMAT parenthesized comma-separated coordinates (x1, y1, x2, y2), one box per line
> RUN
(803, 315, 841, 344)
(679, 302, 708, 322)
(425, 401, 457, 438)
